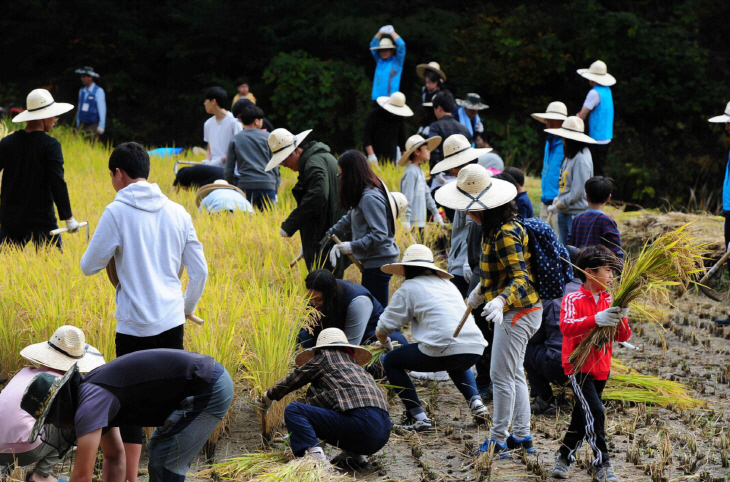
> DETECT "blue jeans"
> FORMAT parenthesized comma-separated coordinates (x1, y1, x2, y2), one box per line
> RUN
(557, 212, 575, 245)
(361, 268, 392, 308)
(382, 343, 481, 415)
(298, 326, 408, 348)
(147, 363, 234, 482)
(284, 403, 391, 457)
(243, 189, 276, 211)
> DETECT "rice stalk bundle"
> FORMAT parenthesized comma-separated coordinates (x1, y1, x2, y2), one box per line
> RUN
(253, 457, 355, 481)
(568, 224, 705, 372)
(364, 340, 401, 367)
(605, 359, 703, 409)
(195, 452, 290, 480)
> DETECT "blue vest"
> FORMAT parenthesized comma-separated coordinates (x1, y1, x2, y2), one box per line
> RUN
(339, 280, 383, 332)
(541, 134, 564, 204)
(723, 151, 730, 212)
(78, 84, 100, 124)
(588, 85, 614, 141)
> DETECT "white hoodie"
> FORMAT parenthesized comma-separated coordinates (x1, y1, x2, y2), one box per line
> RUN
(80, 181, 208, 337)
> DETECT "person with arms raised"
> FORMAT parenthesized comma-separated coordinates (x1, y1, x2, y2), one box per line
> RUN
(369, 26, 406, 102)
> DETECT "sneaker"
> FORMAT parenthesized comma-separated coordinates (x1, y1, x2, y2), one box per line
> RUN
(305, 447, 329, 463)
(394, 411, 432, 432)
(592, 463, 618, 482)
(409, 371, 450, 381)
(715, 316, 730, 326)
(530, 396, 556, 415)
(506, 434, 535, 453)
(551, 454, 571, 479)
(478, 386, 493, 401)
(330, 451, 368, 469)
(471, 400, 489, 424)
(477, 438, 509, 458)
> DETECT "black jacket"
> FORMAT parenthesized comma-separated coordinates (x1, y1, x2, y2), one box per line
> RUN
(363, 107, 406, 163)
(428, 114, 472, 171)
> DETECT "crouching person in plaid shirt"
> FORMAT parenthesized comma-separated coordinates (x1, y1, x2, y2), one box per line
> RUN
(259, 328, 391, 469)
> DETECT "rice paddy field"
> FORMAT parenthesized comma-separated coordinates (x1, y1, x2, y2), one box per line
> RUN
(2, 127, 730, 481)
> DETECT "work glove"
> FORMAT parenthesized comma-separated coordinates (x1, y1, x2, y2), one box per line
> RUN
(547, 203, 558, 213)
(433, 212, 445, 228)
(594, 306, 623, 327)
(402, 221, 411, 230)
(279, 227, 290, 238)
(96, 127, 105, 135)
(467, 285, 485, 309)
(475, 122, 484, 134)
(329, 242, 353, 268)
(619, 307, 630, 319)
(374, 338, 393, 353)
(463, 263, 473, 283)
(381, 25, 394, 35)
(258, 391, 273, 413)
(65, 218, 81, 233)
(482, 297, 505, 325)
(367, 154, 378, 164)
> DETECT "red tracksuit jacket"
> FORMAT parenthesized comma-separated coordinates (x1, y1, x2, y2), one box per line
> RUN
(560, 286, 631, 380)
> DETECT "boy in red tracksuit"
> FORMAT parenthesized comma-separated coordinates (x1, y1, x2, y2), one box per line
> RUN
(552, 245, 630, 482)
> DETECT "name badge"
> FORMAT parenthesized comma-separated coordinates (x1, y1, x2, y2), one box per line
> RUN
(88, 96, 95, 100)
(82, 103, 90, 112)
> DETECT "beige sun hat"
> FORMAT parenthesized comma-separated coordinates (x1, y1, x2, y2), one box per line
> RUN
(370, 38, 396, 50)
(20, 325, 105, 373)
(295, 328, 372, 367)
(544, 116, 597, 144)
(422, 102, 433, 107)
(265, 128, 313, 172)
(381, 244, 452, 279)
(416, 61, 447, 81)
(377, 92, 414, 117)
(577, 60, 616, 87)
(377, 178, 401, 228)
(531, 101, 569, 123)
(12, 89, 74, 123)
(195, 179, 246, 207)
(390, 191, 408, 219)
(430, 134, 492, 174)
(398, 135, 442, 166)
(709, 101, 730, 123)
(456, 93, 489, 110)
(435, 164, 517, 212)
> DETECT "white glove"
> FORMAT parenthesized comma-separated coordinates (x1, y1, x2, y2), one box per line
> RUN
(463, 263, 473, 283)
(467, 286, 486, 308)
(258, 391, 273, 413)
(433, 212, 445, 227)
(547, 203, 558, 213)
(375, 338, 393, 353)
(65, 218, 81, 233)
(279, 227, 290, 238)
(482, 297, 505, 325)
(619, 307, 630, 319)
(475, 122, 484, 134)
(402, 221, 411, 230)
(367, 154, 378, 164)
(96, 127, 105, 135)
(381, 25, 394, 34)
(378, 26, 388, 34)
(594, 306, 623, 327)
(329, 242, 353, 268)
(727, 242, 730, 253)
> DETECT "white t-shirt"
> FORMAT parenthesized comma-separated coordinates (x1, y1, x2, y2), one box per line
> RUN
(583, 90, 610, 145)
(203, 112, 242, 167)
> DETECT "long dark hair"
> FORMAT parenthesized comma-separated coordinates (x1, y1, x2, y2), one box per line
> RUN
(305, 269, 346, 329)
(338, 150, 382, 210)
(403, 265, 436, 280)
(480, 201, 518, 241)
(563, 138, 587, 160)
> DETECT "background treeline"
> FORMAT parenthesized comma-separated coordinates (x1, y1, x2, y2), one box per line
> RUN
(2, 0, 729, 209)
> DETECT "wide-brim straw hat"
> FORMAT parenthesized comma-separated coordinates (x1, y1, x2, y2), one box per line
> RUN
(22, 365, 78, 443)
(456, 93, 489, 110)
(531, 101, 569, 123)
(397, 135, 442, 166)
(20, 325, 105, 373)
(435, 164, 517, 212)
(544, 116, 597, 144)
(195, 179, 246, 207)
(381, 243, 452, 279)
(390, 191, 408, 219)
(295, 328, 371, 366)
(75, 66, 100, 78)
(416, 61, 447, 81)
(12, 89, 74, 123)
(709, 101, 730, 123)
(379, 178, 400, 228)
(377, 92, 413, 117)
(577, 60, 616, 87)
(370, 38, 396, 50)
(265, 128, 312, 172)
(430, 134, 491, 174)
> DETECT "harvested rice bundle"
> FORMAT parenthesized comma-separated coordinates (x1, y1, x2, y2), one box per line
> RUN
(196, 452, 290, 480)
(364, 341, 402, 367)
(254, 457, 355, 481)
(198, 453, 355, 482)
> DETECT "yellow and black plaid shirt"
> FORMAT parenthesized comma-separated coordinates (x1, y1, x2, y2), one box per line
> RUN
(479, 221, 540, 309)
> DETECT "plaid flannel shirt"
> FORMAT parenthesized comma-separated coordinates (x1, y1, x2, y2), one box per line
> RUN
(479, 220, 540, 309)
(267, 348, 390, 413)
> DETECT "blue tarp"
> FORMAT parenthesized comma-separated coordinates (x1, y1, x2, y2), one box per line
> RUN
(147, 147, 183, 157)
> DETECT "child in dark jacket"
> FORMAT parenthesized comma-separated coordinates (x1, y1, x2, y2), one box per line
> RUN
(503, 167, 534, 219)
(554, 245, 630, 482)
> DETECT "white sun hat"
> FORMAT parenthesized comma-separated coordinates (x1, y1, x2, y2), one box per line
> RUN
(416, 61, 447, 81)
(397, 135, 442, 166)
(12, 89, 74, 123)
(531, 101, 569, 123)
(435, 164, 517, 212)
(709, 101, 730, 123)
(370, 38, 396, 50)
(381, 244, 452, 279)
(377, 92, 414, 117)
(430, 134, 492, 174)
(265, 128, 313, 172)
(295, 328, 372, 367)
(577, 60, 616, 87)
(390, 191, 408, 219)
(195, 180, 246, 207)
(544, 116, 597, 144)
(20, 325, 105, 373)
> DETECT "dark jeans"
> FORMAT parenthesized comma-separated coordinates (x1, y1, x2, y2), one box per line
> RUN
(588, 143, 609, 177)
(382, 343, 481, 415)
(0, 226, 61, 251)
(297, 326, 408, 349)
(559, 373, 609, 467)
(115, 324, 185, 444)
(450, 275, 470, 298)
(524, 344, 569, 401)
(243, 189, 276, 211)
(361, 268, 392, 308)
(285, 403, 391, 457)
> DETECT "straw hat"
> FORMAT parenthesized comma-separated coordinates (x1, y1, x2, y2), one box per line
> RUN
(397, 135, 442, 166)
(381, 244, 452, 279)
(379, 178, 400, 228)
(370, 38, 396, 50)
(430, 134, 492, 174)
(295, 328, 371, 367)
(456, 93, 489, 110)
(75, 66, 100, 78)
(435, 164, 517, 212)
(390, 191, 408, 219)
(12, 89, 74, 123)
(416, 61, 447, 82)
(709, 101, 730, 123)
(531, 101, 569, 123)
(20, 326, 105, 374)
(544, 116, 597, 144)
(377, 92, 414, 117)
(577, 60, 616, 87)
(195, 179, 246, 207)
(22, 365, 78, 443)
(265, 128, 313, 172)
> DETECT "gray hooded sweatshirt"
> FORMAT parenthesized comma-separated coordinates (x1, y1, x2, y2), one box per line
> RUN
(557, 147, 593, 214)
(80, 181, 208, 337)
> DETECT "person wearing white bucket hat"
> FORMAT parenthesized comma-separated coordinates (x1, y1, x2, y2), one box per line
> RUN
(374, 244, 489, 431)
(1, 89, 81, 250)
(544, 116, 595, 244)
(364, 92, 411, 164)
(417, 62, 446, 128)
(436, 164, 542, 457)
(398, 134, 444, 236)
(0, 326, 104, 482)
(75, 66, 106, 138)
(709, 101, 730, 326)
(532, 101, 568, 232)
(369, 26, 406, 101)
(576, 60, 616, 176)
